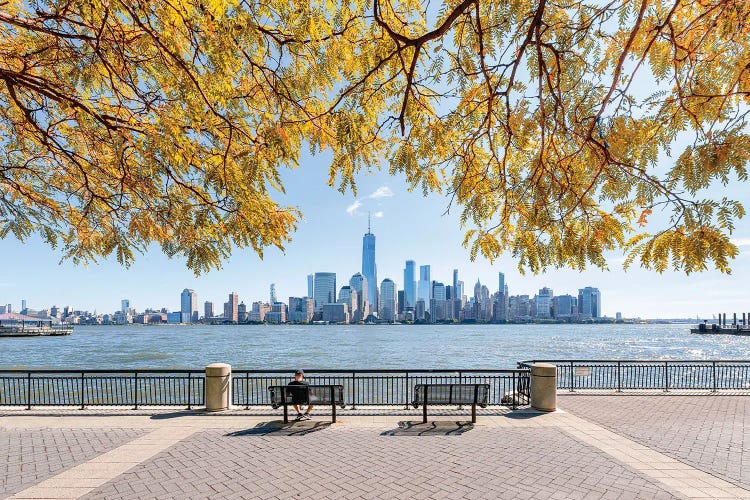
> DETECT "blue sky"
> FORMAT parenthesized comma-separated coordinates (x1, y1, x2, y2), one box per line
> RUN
(2, 144, 749, 319)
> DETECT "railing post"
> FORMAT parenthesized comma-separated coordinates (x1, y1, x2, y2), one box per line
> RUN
(664, 362, 669, 392)
(330, 385, 336, 424)
(712, 361, 717, 392)
(245, 372, 250, 409)
(351, 371, 356, 410)
(617, 361, 622, 392)
(404, 371, 410, 410)
(422, 385, 428, 424)
(569, 361, 574, 392)
(187, 372, 192, 410)
(80, 372, 85, 410)
(26, 372, 31, 410)
(512, 371, 517, 410)
(134, 372, 139, 410)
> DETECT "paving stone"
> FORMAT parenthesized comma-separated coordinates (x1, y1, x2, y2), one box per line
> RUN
(0, 427, 147, 497)
(82, 426, 678, 500)
(559, 395, 750, 490)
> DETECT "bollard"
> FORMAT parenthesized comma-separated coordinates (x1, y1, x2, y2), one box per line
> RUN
(205, 363, 231, 411)
(531, 363, 557, 412)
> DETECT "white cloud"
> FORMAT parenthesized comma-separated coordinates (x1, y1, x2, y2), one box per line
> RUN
(731, 238, 750, 247)
(346, 200, 362, 215)
(374, 211, 384, 218)
(368, 186, 394, 199)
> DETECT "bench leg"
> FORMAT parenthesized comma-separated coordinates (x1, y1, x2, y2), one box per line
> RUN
(423, 403, 427, 424)
(283, 404, 288, 424)
(471, 403, 476, 424)
(332, 402, 336, 424)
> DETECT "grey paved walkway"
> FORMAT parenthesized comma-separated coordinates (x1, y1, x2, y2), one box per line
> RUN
(0, 428, 147, 497)
(1, 396, 749, 499)
(558, 395, 750, 490)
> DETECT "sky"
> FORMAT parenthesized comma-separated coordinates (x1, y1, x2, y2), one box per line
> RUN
(2, 145, 749, 320)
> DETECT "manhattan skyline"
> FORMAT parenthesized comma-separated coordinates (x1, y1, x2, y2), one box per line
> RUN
(2, 158, 749, 319)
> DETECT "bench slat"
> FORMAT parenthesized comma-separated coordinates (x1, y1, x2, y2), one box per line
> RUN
(411, 383, 490, 407)
(269, 384, 345, 408)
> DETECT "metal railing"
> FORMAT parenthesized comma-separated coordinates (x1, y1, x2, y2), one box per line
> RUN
(231, 369, 530, 409)
(0, 370, 204, 409)
(517, 360, 750, 392)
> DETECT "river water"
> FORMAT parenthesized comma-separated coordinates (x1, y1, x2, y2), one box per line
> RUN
(1, 323, 748, 370)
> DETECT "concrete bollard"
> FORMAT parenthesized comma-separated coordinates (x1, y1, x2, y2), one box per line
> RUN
(205, 363, 231, 411)
(531, 363, 557, 412)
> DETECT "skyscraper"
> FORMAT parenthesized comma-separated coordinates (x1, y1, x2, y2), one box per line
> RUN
(313, 272, 337, 311)
(224, 292, 238, 323)
(307, 274, 314, 298)
(121, 299, 130, 313)
(349, 273, 368, 321)
(404, 260, 416, 309)
(204, 301, 214, 320)
(270, 283, 277, 304)
(417, 265, 431, 304)
(578, 287, 601, 318)
(362, 215, 378, 315)
(379, 278, 396, 322)
(180, 288, 198, 322)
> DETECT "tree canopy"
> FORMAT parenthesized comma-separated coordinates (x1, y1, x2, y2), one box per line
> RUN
(1, 0, 748, 274)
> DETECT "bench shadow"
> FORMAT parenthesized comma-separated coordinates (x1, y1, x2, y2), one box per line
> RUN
(381, 420, 474, 436)
(226, 420, 332, 436)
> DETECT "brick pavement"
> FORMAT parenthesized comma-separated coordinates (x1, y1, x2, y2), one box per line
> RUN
(0, 427, 147, 497)
(558, 395, 750, 490)
(81, 425, 679, 500)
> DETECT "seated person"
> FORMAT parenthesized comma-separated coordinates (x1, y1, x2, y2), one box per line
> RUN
(288, 369, 314, 420)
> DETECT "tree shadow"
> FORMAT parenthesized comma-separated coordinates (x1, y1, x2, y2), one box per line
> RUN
(380, 420, 474, 436)
(226, 420, 332, 436)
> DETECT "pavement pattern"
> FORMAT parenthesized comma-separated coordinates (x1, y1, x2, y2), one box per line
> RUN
(0, 396, 747, 499)
(558, 395, 750, 490)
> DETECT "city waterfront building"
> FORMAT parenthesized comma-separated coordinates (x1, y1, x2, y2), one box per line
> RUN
(238, 302, 248, 322)
(180, 288, 198, 323)
(535, 287, 554, 319)
(249, 301, 270, 322)
(121, 299, 130, 313)
(270, 284, 277, 304)
(288, 296, 314, 323)
(553, 295, 577, 319)
(578, 287, 602, 318)
(362, 217, 378, 315)
(323, 303, 349, 323)
(397, 290, 405, 315)
(307, 274, 314, 298)
(509, 295, 531, 321)
(204, 301, 214, 320)
(417, 265, 431, 304)
(379, 279, 396, 322)
(404, 260, 416, 309)
(313, 272, 337, 312)
(265, 302, 287, 324)
(415, 300, 426, 321)
(349, 273, 368, 322)
(224, 292, 238, 323)
(337, 286, 358, 322)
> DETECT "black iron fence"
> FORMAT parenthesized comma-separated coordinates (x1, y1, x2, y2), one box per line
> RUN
(518, 360, 750, 392)
(0, 370, 204, 409)
(3, 361, 750, 409)
(231, 369, 530, 409)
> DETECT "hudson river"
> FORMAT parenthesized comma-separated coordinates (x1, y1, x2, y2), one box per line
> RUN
(2, 323, 749, 370)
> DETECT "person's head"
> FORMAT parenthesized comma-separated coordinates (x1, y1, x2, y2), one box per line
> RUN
(294, 369, 305, 381)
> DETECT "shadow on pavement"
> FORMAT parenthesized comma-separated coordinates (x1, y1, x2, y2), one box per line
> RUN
(381, 420, 474, 436)
(226, 420, 332, 436)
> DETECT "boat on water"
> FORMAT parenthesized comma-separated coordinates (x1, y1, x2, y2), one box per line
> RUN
(0, 319, 73, 337)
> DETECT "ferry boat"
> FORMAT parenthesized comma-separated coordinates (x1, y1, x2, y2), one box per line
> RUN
(0, 318, 73, 337)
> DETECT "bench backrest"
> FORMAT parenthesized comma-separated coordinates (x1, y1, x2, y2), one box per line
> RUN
(413, 384, 490, 406)
(269, 384, 345, 406)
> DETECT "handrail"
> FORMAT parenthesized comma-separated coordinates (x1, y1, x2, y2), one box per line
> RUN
(518, 359, 750, 364)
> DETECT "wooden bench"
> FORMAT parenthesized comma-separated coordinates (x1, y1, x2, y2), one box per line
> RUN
(412, 383, 490, 423)
(269, 384, 345, 423)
